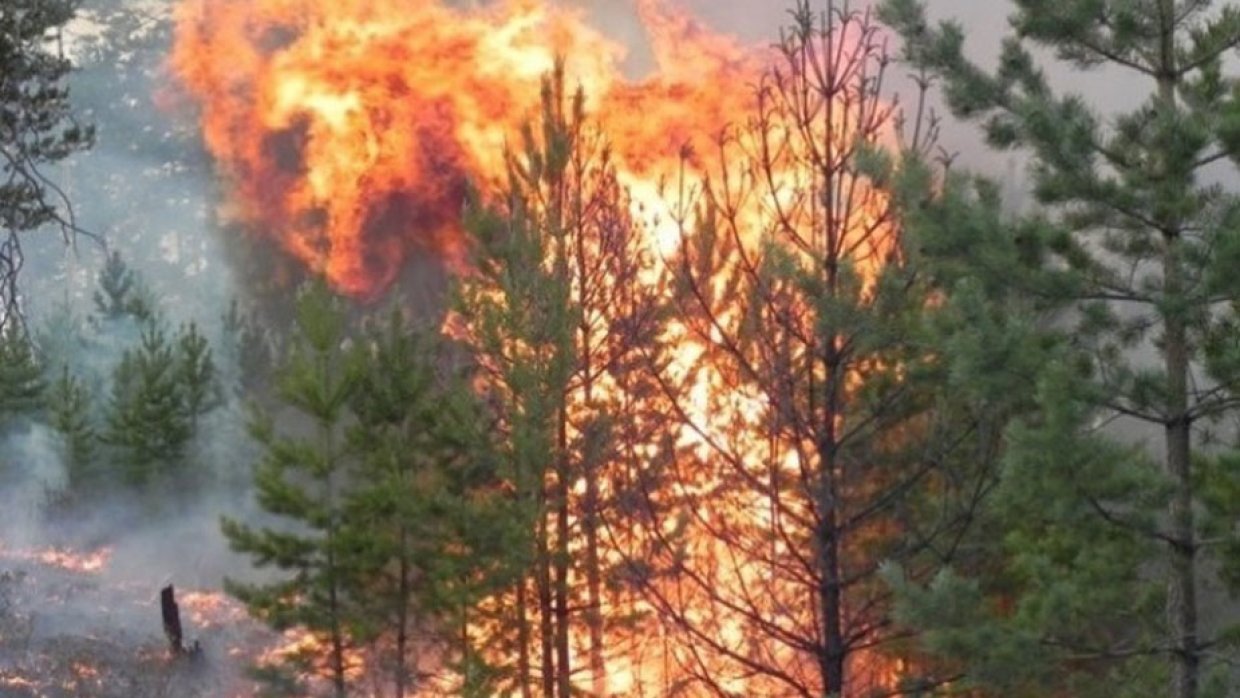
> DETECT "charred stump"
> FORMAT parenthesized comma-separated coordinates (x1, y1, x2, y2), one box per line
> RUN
(161, 585, 185, 655)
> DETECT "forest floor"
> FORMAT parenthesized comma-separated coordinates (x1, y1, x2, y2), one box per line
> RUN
(0, 548, 268, 698)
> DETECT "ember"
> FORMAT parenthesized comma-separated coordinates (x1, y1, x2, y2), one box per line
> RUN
(0, 544, 113, 574)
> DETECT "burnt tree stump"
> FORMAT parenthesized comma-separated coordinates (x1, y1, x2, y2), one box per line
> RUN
(161, 584, 185, 655)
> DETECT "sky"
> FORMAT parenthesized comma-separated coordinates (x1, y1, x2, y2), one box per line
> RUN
(562, 0, 1157, 192)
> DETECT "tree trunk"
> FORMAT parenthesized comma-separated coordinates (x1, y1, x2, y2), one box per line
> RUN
(160, 585, 185, 656)
(815, 463, 846, 696)
(1157, 4, 1198, 694)
(396, 530, 411, 698)
(516, 579, 533, 698)
(537, 515, 556, 698)
(325, 426, 347, 698)
(584, 457, 605, 695)
(1164, 225, 1198, 698)
(578, 307, 606, 696)
(328, 552, 347, 698)
(816, 338, 846, 697)
(555, 408, 573, 697)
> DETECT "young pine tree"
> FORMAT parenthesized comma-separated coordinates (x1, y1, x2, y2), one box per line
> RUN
(0, 324, 44, 427)
(176, 321, 221, 430)
(102, 322, 191, 484)
(879, 1, 1240, 695)
(221, 298, 275, 399)
(457, 165, 573, 698)
(347, 310, 524, 697)
(92, 250, 153, 323)
(454, 65, 666, 696)
(222, 281, 361, 698)
(46, 364, 95, 488)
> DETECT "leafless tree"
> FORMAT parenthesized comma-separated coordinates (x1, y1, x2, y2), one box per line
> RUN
(630, 2, 987, 695)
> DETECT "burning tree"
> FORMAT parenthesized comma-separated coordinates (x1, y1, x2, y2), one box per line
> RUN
(628, 3, 999, 695)
(454, 66, 670, 696)
(166, 0, 1034, 694)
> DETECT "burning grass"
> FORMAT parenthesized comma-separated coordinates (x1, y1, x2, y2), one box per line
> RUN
(0, 545, 287, 697)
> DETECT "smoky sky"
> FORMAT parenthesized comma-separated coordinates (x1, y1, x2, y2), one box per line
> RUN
(564, 0, 1154, 193)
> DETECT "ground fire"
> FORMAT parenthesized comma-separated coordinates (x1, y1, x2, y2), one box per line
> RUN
(0, 543, 259, 696)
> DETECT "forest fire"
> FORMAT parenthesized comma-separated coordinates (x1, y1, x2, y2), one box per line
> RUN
(170, 0, 905, 695)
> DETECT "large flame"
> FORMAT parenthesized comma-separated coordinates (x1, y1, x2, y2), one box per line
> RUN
(168, 0, 759, 299)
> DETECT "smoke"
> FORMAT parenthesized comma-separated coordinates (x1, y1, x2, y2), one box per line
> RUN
(0, 426, 67, 544)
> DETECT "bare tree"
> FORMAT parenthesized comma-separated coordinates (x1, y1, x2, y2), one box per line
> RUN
(630, 3, 987, 695)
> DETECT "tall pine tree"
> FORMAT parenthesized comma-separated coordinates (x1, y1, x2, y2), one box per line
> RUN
(347, 309, 524, 697)
(879, 1, 1240, 695)
(222, 280, 361, 698)
(618, 4, 1015, 693)
(454, 64, 666, 696)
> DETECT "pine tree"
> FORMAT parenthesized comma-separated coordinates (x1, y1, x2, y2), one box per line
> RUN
(457, 159, 573, 698)
(347, 309, 525, 697)
(594, 4, 1007, 694)
(222, 280, 361, 698)
(93, 250, 153, 322)
(176, 321, 220, 430)
(46, 364, 95, 488)
(102, 322, 191, 484)
(36, 300, 91, 385)
(878, 1, 1240, 695)
(221, 298, 275, 398)
(0, 0, 93, 332)
(454, 64, 666, 696)
(0, 323, 44, 427)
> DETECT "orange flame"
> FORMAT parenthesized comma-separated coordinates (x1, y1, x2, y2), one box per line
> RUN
(169, 0, 760, 299)
(0, 543, 112, 574)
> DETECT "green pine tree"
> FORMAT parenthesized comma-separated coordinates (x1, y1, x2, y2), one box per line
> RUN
(453, 63, 675, 694)
(36, 299, 91, 385)
(102, 322, 191, 484)
(346, 309, 524, 697)
(222, 280, 361, 698)
(457, 182, 571, 698)
(0, 323, 45, 427)
(92, 250, 153, 322)
(46, 364, 96, 489)
(176, 321, 221, 430)
(221, 298, 275, 398)
(878, 1, 1240, 695)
